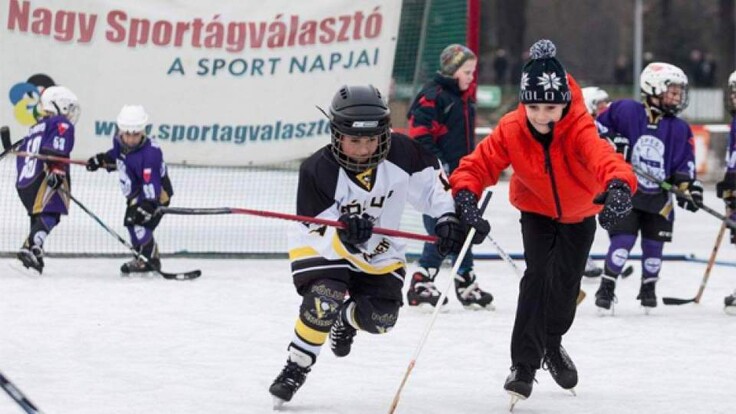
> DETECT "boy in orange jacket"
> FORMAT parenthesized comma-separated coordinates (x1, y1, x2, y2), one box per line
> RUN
(449, 40, 637, 407)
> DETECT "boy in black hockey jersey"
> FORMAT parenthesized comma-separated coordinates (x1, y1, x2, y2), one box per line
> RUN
(268, 85, 472, 408)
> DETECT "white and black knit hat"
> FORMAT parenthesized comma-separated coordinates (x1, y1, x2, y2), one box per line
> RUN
(519, 39, 571, 104)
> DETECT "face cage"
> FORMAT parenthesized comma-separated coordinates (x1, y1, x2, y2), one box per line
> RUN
(330, 129, 391, 173)
(644, 84, 689, 116)
(115, 132, 147, 155)
(729, 84, 736, 113)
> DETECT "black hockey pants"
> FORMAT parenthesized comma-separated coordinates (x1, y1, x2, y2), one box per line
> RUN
(511, 212, 595, 369)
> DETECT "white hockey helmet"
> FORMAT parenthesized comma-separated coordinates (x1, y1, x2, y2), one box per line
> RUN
(116, 105, 149, 134)
(581, 86, 610, 116)
(39, 86, 81, 125)
(640, 62, 689, 115)
(727, 70, 736, 112)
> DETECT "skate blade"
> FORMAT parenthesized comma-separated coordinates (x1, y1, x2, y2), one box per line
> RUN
(507, 391, 526, 412)
(596, 305, 615, 317)
(568, 388, 577, 396)
(462, 303, 495, 311)
(724, 306, 736, 316)
(410, 302, 449, 313)
(119, 271, 156, 278)
(641, 305, 655, 315)
(272, 396, 286, 410)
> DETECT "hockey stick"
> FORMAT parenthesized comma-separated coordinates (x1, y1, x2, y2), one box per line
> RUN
(60, 188, 201, 280)
(13, 151, 88, 166)
(0, 126, 25, 162)
(486, 233, 523, 278)
(0, 370, 44, 414)
(633, 165, 736, 229)
(662, 214, 729, 305)
(157, 206, 438, 243)
(388, 191, 492, 414)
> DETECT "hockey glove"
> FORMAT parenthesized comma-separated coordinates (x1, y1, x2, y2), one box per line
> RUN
(45, 170, 65, 190)
(125, 201, 157, 226)
(594, 179, 633, 231)
(434, 213, 465, 256)
(454, 189, 490, 244)
(86, 153, 116, 172)
(337, 213, 374, 245)
(716, 174, 736, 210)
(676, 180, 703, 212)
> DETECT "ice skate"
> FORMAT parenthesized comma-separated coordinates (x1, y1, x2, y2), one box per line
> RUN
(504, 365, 535, 411)
(594, 275, 617, 316)
(120, 257, 160, 277)
(725, 292, 736, 316)
(454, 269, 494, 310)
(637, 278, 657, 314)
(16, 246, 44, 275)
(407, 267, 448, 310)
(269, 346, 314, 409)
(543, 344, 578, 395)
(329, 310, 357, 357)
(582, 257, 602, 278)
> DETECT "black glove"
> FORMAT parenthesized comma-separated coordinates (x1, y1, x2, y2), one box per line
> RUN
(454, 190, 490, 244)
(434, 213, 465, 256)
(594, 179, 633, 231)
(337, 213, 373, 245)
(676, 180, 703, 212)
(86, 153, 115, 172)
(46, 171, 65, 190)
(125, 200, 157, 226)
(716, 175, 736, 210)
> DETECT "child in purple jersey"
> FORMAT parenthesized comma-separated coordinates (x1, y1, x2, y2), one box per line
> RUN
(593, 62, 703, 312)
(15, 86, 80, 274)
(86, 105, 174, 275)
(720, 71, 736, 314)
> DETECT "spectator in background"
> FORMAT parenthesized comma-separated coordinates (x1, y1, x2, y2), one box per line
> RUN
(614, 55, 632, 85)
(405, 43, 494, 310)
(689, 49, 717, 87)
(493, 48, 510, 85)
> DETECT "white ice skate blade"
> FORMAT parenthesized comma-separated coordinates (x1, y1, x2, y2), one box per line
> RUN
(409, 302, 449, 313)
(596, 306, 615, 317)
(272, 396, 286, 410)
(119, 271, 156, 279)
(642, 306, 655, 315)
(507, 391, 526, 412)
(463, 303, 496, 311)
(567, 388, 577, 396)
(724, 306, 736, 316)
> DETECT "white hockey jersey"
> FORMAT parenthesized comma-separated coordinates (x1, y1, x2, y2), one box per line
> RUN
(289, 133, 455, 275)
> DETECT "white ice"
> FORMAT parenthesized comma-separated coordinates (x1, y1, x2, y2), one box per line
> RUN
(2, 181, 735, 414)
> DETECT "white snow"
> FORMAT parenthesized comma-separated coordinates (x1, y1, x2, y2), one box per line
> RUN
(2, 181, 735, 413)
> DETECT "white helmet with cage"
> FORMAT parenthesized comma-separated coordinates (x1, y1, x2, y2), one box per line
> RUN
(116, 105, 149, 134)
(38, 86, 81, 125)
(639, 62, 689, 115)
(727, 70, 736, 113)
(581, 86, 609, 116)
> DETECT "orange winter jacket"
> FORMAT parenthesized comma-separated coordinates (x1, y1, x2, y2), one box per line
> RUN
(450, 75, 637, 223)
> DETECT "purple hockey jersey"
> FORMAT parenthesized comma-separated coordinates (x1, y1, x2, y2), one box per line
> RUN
(15, 115, 75, 215)
(597, 99, 695, 216)
(105, 137, 172, 205)
(728, 116, 736, 174)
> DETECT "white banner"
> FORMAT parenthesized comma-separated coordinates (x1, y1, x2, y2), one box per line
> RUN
(0, 0, 402, 166)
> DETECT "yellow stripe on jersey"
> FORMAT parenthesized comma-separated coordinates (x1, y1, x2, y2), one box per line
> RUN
(332, 234, 404, 275)
(288, 246, 320, 261)
(32, 180, 50, 214)
(294, 318, 328, 345)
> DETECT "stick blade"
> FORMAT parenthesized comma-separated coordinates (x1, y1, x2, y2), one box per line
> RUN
(1, 126, 10, 150)
(662, 297, 696, 305)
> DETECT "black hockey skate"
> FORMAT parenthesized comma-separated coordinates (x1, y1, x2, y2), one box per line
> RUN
(504, 365, 536, 411)
(407, 267, 448, 308)
(120, 257, 160, 276)
(543, 344, 578, 393)
(329, 314, 357, 357)
(725, 292, 736, 315)
(454, 270, 494, 310)
(595, 276, 617, 313)
(270, 346, 314, 409)
(582, 258, 603, 278)
(16, 246, 44, 274)
(637, 279, 658, 311)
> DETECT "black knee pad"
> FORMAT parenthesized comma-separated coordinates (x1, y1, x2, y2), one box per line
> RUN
(299, 279, 348, 334)
(352, 296, 401, 334)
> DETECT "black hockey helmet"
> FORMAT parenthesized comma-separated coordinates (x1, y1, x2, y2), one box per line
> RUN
(328, 85, 391, 172)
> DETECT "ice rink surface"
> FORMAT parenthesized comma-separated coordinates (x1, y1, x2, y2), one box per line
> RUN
(2, 181, 735, 413)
